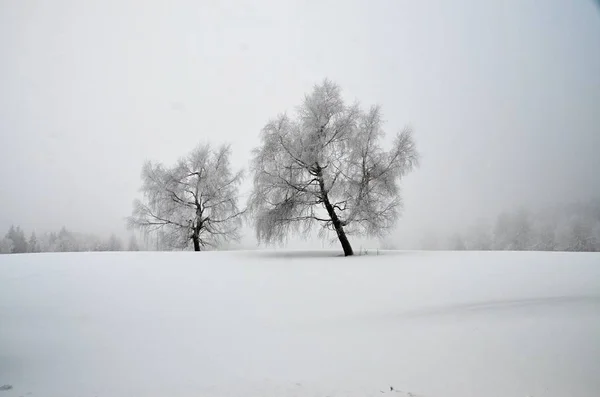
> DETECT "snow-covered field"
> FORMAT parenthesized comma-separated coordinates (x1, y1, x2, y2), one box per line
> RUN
(1, 250, 600, 397)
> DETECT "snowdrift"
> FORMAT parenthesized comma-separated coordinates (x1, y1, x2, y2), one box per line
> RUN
(1, 250, 599, 397)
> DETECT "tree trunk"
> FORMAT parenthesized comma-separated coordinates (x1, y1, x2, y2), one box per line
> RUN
(315, 165, 354, 256)
(192, 235, 200, 251)
(323, 200, 354, 256)
(333, 220, 354, 256)
(192, 215, 202, 252)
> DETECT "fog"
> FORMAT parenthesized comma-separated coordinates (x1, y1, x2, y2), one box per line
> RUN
(1, 0, 599, 249)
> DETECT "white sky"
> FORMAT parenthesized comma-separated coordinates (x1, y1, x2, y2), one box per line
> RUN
(1, 0, 599, 248)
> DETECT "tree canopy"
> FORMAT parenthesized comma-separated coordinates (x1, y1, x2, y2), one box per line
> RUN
(248, 79, 419, 256)
(128, 143, 244, 251)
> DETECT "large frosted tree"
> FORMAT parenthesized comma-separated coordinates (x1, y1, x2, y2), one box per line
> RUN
(248, 80, 419, 256)
(128, 144, 244, 251)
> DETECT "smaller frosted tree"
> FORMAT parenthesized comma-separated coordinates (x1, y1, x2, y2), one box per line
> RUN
(248, 79, 419, 256)
(128, 143, 244, 251)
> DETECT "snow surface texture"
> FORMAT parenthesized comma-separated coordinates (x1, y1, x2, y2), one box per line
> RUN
(1, 250, 600, 397)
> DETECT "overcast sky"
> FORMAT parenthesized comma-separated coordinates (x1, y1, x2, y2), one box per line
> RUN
(1, 0, 599, 248)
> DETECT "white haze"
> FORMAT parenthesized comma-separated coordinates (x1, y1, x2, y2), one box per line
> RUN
(1, 0, 599, 248)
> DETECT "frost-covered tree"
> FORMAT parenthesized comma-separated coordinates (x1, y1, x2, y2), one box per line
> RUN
(153, 230, 169, 251)
(0, 238, 13, 254)
(5, 225, 28, 253)
(248, 80, 419, 256)
(128, 143, 244, 251)
(47, 232, 57, 250)
(511, 208, 533, 250)
(55, 227, 79, 252)
(28, 232, 39, 253)
(531, 221, 557, 251)
(592, 222, 600, 252)
(6, 226, 28, 254)
(106, 234, 123, 251)
(563, 217, 596, 252)
(80, 233, 102, 252)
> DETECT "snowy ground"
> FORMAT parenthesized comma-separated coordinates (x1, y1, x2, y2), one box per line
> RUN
(1, 250, 600, 397)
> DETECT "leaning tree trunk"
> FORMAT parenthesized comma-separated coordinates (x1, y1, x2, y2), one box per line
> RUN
(315, 164, 354, 256)
(192, 236, 200, 251)
(334, 223, 353, 256)
(323, 199, 354, 256)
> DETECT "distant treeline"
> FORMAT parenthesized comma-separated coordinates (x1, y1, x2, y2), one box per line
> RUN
(416, 200, 600, 252)
(4, 200, 600, 254)
(0, 226, 141, 254)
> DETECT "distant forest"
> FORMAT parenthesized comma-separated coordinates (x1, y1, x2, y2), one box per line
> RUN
(411, 199, 600, 252)
(3, 200, 600, 254)
(0, 226, 140, 254)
